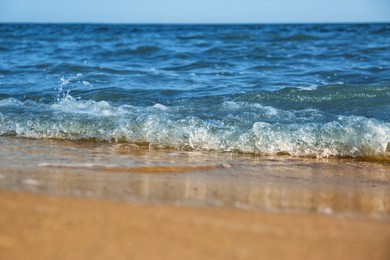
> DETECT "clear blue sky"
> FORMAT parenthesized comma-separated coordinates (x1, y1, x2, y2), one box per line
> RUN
(0, 0, 389, 23)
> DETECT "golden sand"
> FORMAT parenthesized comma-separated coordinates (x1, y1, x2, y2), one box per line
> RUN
(0, 190, 389, 260)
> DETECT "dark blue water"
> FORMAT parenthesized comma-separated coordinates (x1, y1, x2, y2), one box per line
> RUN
(0, 24, 389, 159)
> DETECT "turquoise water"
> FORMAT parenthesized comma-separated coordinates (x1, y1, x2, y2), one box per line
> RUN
(0, 24, 389, 159)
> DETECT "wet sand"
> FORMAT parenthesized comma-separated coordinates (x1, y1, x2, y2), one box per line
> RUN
(0, 137, 389, 259)
(1, 189, 389, 260)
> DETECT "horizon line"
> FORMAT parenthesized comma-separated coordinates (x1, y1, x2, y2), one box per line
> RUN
(1, 21, 389, 25)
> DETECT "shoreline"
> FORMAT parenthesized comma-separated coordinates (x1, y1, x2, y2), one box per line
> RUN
(0, 136, 389, 259)
(0, 136, 389, 219)
(1, 189, 389, 260)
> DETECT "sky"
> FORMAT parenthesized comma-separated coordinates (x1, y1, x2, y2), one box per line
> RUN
(0, 0, 389, 24)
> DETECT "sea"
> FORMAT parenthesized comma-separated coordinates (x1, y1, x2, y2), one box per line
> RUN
(0, 23, 389, 160)
(0, 23, 390, 217)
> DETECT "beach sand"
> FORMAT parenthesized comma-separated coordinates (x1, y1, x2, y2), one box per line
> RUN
(0, 189, 389, 260)
(0, 137, 389, 259)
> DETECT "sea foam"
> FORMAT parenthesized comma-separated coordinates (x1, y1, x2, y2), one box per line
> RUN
(0, 96, 388, 159)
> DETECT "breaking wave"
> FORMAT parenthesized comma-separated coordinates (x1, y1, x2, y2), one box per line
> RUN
(0, 95, 388, 159)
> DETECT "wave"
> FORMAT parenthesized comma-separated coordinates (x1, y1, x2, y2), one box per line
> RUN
(0, 96, 389, 160)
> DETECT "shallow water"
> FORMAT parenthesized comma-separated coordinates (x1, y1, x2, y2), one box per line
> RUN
(1, 24, 389, 159)
(0, 137, 389, 219)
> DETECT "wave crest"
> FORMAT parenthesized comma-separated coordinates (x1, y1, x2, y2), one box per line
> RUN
(0, 96, 389, 159)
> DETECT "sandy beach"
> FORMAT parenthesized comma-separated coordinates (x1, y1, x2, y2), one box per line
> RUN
(1, 189, 389, 260)
(0, 137, 389, 259)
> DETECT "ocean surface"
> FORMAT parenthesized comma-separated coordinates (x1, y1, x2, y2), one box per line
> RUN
(0, 23, 389, 160)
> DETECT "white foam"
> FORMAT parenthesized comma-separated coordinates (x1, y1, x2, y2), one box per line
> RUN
(221, 101, 240, 110)
(52, 95, 127, 116)
(0, 98, 23, 107)
(297, 85, 318, 91)
(0, 97, 389, 159)
(153, 103, 169, 111)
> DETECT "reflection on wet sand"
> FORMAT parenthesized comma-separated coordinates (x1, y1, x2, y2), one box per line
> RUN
(1, 163, 389, 220)
(0, 136, 389, 219)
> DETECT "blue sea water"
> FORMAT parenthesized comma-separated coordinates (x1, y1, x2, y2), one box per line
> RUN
(0, 23, 389, 159)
